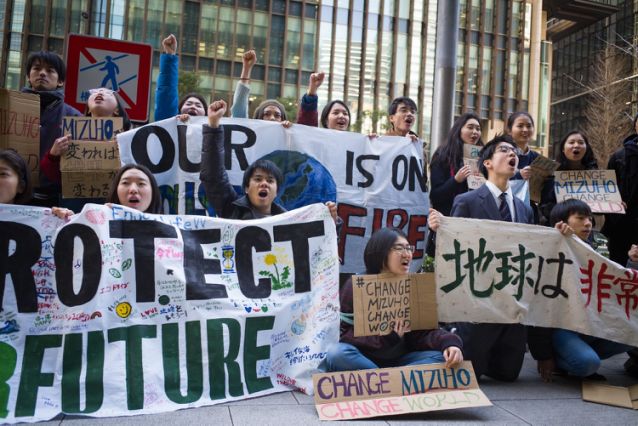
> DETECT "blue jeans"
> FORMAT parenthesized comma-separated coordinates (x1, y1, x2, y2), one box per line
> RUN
(324, 342, 445, 372)
(552, 329, 632, 377)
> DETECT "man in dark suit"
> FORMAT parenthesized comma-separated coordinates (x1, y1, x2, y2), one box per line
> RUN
(428, 135, 534, 381)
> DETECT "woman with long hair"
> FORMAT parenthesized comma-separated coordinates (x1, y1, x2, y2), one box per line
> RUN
(429, 112, 483, 216)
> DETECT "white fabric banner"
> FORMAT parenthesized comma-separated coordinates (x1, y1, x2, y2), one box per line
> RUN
(0, 203, 339, 423)
(435, 217, 638, 346)
(117, 118, 429, 273)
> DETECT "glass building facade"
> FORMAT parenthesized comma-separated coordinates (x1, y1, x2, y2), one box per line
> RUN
(550, 0, 637, 146)
(1, 0, 545, 147)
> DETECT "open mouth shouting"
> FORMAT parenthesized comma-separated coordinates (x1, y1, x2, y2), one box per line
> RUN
(258, 189, 269, 199)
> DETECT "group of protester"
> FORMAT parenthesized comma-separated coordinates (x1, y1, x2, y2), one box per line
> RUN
(2, 38, 638, 389)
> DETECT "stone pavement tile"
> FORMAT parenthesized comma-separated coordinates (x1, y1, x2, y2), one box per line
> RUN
(228, 404, 389, 426)
(292, 391, 315, 405)
(495, 398, 638, 425)
(478, 375, 582, 401)
(61, 406, 232, 425)
(220, 390, 299, 406)
(385, 405, 529, 425)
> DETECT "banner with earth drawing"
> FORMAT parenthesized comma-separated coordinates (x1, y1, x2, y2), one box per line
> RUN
(117, 118, 429, 274)
(0, 203, 339, 423)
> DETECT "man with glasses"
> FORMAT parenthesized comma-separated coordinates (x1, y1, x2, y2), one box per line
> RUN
(428, 135, 534, 381)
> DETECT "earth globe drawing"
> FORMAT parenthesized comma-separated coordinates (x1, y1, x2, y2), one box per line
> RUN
(259, 150, 337, 210)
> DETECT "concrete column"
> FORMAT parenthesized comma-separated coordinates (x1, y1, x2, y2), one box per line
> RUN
(430, 0, 460, 155)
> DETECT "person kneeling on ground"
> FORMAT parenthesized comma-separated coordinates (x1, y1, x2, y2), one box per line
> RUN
(324, 227, 463, 372)
(536, 200, 634, 381)
(428, 135, 534, 381)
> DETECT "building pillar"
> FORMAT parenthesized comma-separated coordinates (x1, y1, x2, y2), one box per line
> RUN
(430, 0, 460, 154)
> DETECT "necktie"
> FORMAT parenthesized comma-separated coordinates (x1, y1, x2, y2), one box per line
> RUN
(499, 192, 512, 222)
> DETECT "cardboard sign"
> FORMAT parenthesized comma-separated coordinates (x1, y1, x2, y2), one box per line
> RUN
(528, 154, 558, 203)
(582, 382, 638, 409)
(463, 158, 485, 189)
(62, 117, 123, 141)
(554, 169, 625, 214)
(313, 362, 491, 420)
(61, 170, 116, 198)
(60, 116, 121, 198)
(0, 89, 40, 184)
(65, 34, 153, 122)
(352, 273, 437, 337)
(463, 144, 481, 159)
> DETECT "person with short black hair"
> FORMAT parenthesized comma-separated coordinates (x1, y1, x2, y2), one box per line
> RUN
(538, 200, 634, 381)
(325, 227, 463, 371)
(320, 100, 351, 131)
(22, 51, 82, 206)
(200, 99, 287, 219)
(428, 135, 534, 381)
(386, 96, 418, 138)
(201, 100, 340, 222)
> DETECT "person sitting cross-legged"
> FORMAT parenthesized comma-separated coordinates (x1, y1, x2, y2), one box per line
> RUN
(324, 227, 463, 372)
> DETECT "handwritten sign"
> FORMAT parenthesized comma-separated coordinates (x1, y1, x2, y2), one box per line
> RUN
(0, 89, 40, 184)
(60, 116, 122, 199)
(435, 216, 638, 347)
(463, 144, 481, 159)
(554, 169, 625, 214)
(60, 140, 120, 198)
(463, 158, 485, 189)
(0, 203, 339, 423)
(352, 273, 437, 336)
(312, 362, 491, 420)
(529, 154, 558, 203)
(62, 117, 123, 141)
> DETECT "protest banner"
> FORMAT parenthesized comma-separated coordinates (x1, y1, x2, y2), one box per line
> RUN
(435, 217, 638, 347)
(528, 154, 558, 203)
(554, 169, 625, 214)
(117, 117, 429, 274)
(0, 203, 339, 423)
(312, 362, 491, 420)
(60, 117, 123, 198)
(0, 89, 40, 184)
(352, 273, 437, 337)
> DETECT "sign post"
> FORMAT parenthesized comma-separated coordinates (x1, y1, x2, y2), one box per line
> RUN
(65, 34, 153, 123)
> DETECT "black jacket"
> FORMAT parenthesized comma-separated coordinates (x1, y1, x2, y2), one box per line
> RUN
(199, 125, 286, 219)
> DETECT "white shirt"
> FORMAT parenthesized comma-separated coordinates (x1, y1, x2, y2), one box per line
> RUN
(485, 180, 515, 221)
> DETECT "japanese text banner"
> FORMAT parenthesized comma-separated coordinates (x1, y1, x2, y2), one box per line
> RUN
(0, 203, 339, 423)
(435, 217, 638, 346)
(116, 118, 429, 273)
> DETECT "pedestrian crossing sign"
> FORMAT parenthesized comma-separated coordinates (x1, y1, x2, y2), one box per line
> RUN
(65, 34, 153, 122)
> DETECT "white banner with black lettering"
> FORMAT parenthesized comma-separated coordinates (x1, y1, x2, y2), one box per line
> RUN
(117, 118, 429, 273)
(435, 217, 638, 346)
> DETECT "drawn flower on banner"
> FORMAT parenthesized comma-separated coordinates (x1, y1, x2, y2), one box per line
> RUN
(260, 254, 292, 290)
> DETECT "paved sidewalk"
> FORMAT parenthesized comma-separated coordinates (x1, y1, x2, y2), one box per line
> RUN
(38, 353, 637, 425)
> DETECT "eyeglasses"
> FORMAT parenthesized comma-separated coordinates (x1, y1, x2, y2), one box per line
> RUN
(89, 88, 115, 96)
(495, 145, 517, 154)
(391, 244, 415, 254)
